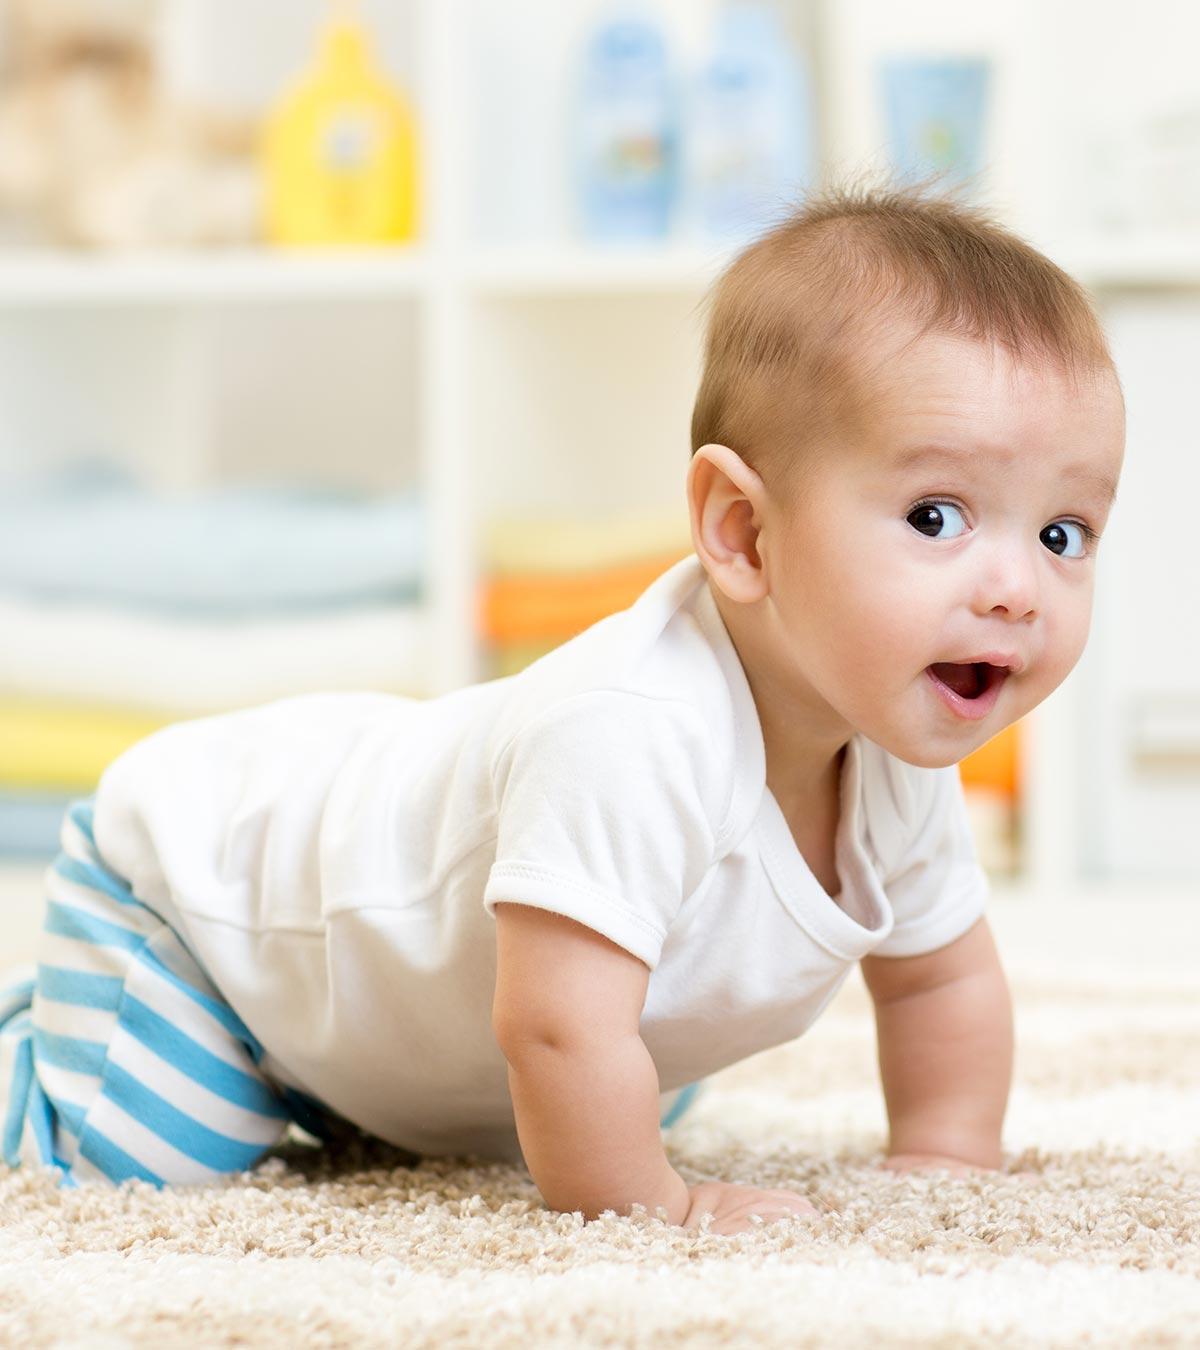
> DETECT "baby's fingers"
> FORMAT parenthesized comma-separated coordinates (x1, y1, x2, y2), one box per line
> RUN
(761, 1188, 820, 1215)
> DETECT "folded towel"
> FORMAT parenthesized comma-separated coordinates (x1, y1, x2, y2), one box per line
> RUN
(483, 509, 691, 575)
(0, 789, 73, 860)
(0, 596, 428, 713)
(487, 640, 563, 679)
(0, 699, 170, 791)
(0, 467, 426, 615)
(480, 552, 687, 644)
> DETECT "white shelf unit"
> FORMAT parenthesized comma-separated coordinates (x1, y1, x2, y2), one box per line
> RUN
(0, 250, 429, 305)
(4, 0, 1200, 890)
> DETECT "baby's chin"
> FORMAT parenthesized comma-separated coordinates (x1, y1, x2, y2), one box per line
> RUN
(866, 721, 1006, 771)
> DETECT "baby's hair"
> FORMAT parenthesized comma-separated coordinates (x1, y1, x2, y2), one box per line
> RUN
(690, 179, 1115, 477)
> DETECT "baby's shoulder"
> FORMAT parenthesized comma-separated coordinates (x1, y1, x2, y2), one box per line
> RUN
(493, 684, 718, 778)
(488, 601, 735, 767)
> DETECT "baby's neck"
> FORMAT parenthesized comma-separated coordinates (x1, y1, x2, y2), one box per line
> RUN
(709, 579, 851, 800)
(770, 744, 846, 900)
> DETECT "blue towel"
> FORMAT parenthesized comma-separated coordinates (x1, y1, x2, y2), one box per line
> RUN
(0, 463, 426, 616)
(0, 790, 71, 861)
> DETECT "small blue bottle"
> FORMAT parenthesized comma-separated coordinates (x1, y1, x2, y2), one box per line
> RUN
(688, 2, 814, 244)
(573, 4, 680, 243)
(880, 57, 991, 192)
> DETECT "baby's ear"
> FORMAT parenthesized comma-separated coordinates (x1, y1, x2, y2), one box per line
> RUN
(687, 444, 768, 604)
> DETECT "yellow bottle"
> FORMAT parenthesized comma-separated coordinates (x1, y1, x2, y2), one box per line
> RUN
(263, 1, 419, 246)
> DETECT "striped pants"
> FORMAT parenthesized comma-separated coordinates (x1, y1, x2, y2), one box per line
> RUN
(2, 801, 704, 1190)
(0, 800, 330, 1189)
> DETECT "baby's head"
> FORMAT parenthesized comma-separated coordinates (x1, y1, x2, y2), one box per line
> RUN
(687, 184, 1126, 769)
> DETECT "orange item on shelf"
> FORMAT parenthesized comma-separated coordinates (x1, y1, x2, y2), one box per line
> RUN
(479, 551, 689, 644)
(958, 721, 1020, 799)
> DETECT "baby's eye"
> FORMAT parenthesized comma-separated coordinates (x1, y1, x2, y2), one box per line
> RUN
(906, 501, 967, 539)
(1040, 521, 1088, 558)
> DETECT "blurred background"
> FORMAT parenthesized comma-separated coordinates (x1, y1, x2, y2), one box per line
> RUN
(0, 0, 1197, 918)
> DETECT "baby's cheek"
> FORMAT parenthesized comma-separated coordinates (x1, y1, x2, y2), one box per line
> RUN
(830, 578, 906, 663)
(866, 565, 938, 644)
(1036, 603, 1093, 697)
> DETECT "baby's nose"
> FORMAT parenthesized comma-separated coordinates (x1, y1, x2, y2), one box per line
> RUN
(974, 546, 1039, 621)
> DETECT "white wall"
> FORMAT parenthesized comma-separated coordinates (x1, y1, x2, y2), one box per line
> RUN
(1079, 298, 1200, 882)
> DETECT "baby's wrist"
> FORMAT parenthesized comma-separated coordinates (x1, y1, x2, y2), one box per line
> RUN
(888, 1116, 1003, 1171)
(564, 1163, 690, 1226)
(653, 1168, 692, 1226)
(885, 1136, 1002, 1172)
(604, 1164, 689, 1226)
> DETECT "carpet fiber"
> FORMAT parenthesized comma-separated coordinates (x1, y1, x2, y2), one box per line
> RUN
(1, 897, 1198, 1348)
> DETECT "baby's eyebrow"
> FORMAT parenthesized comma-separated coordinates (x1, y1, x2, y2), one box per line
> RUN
(893, 442, 1119, 507)
(1066, 465, 1120, 508)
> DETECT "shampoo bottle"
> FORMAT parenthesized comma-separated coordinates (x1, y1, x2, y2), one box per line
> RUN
(688, 2, 813, 244)
(263, 0, 419, 246)
(573, 3, 679, 242)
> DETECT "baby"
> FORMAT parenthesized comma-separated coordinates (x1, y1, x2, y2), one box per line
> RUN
(0, 186, 1125, 1236)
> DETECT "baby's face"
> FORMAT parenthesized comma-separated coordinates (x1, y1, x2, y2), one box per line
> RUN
(765, 331, 1126, 767)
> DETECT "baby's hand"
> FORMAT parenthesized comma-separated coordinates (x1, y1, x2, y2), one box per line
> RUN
(680, 1179, 823, 1236)
(881, 1152, 989, 1177)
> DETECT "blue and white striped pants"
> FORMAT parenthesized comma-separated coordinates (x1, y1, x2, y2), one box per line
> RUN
(2, 800, 704, 1189)
(0, 800, 326, 1189)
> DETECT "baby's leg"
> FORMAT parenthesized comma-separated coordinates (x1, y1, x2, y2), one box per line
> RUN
(0, 800, 292, 1188)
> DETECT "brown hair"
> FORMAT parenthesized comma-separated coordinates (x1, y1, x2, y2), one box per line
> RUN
(690, 181, 1115, 476)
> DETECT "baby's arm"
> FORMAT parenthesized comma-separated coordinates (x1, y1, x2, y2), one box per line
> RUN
(859, 916, 1013, 1172)
(492, 903, 691, 1223)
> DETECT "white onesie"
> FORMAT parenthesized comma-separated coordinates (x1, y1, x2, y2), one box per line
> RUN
(93, 555, 990, 1161)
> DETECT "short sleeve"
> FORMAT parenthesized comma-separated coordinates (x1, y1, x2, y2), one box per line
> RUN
(483, 691, 719, 970)
(868, 760, 990, 959)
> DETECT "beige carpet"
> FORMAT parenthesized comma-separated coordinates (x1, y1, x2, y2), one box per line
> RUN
(1, 895, 1198, 1348)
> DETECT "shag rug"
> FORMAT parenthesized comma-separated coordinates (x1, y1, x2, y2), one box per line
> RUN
(1, 897, 1198, 1349)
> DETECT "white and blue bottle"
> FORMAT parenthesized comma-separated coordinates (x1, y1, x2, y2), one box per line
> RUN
(573, 3, 680, 242)
(687, 2, 814, 245)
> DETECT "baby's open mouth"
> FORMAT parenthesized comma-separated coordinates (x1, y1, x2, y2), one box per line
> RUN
(927, 661, 1007, 700)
